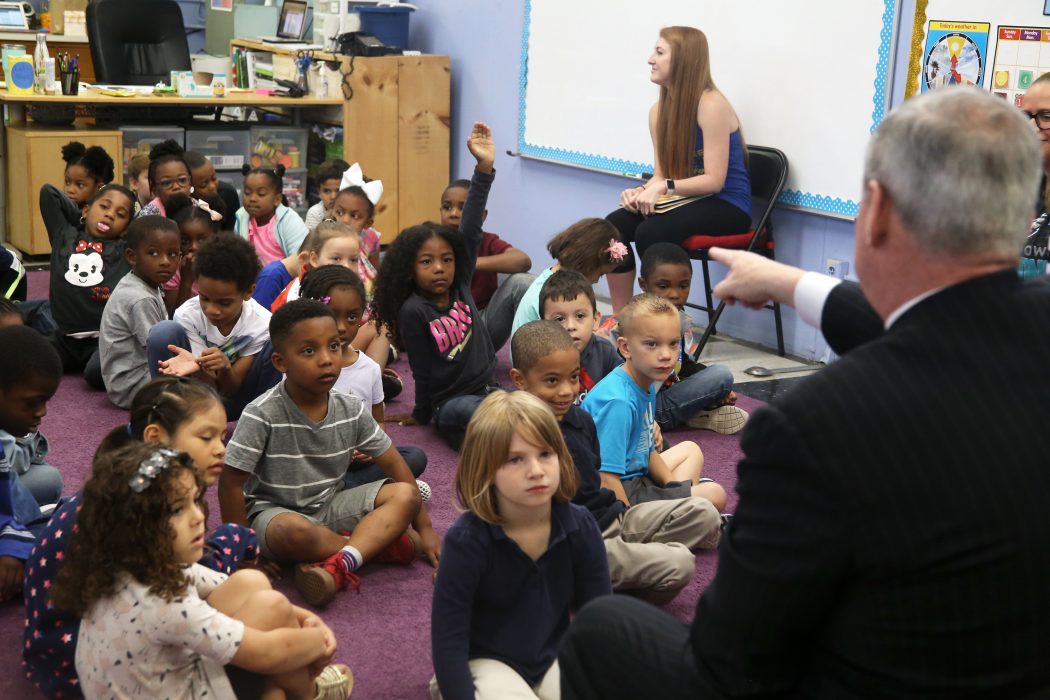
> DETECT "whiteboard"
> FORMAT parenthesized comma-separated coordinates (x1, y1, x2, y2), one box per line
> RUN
(518, 0, 900, 218)
(907, 0, 1050, 98)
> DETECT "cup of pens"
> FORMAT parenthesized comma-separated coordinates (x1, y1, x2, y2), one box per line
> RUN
(58, 53, 78, 95)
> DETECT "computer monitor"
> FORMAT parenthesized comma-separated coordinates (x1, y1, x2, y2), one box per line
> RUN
(276, 0, 308, 41)
(0, 3, 29, 31)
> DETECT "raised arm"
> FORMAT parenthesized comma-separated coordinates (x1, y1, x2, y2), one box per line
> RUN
(39, 184, 81, 246)
(457, 122, 496, 278)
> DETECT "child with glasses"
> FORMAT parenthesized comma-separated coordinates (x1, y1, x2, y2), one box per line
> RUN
(137, 139, 194, 218)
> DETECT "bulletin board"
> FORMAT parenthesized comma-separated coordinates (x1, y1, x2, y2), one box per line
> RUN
(906, 0, 1050, 102)
(518, 0, 901, 219)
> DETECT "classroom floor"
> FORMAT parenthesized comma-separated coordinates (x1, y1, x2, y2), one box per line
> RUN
(0, 273, 822, 698)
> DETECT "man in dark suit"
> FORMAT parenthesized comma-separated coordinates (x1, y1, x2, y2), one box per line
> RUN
(559, 88, 1050, 698)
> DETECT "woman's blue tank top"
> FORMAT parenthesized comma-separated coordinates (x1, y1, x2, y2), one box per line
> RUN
(693, 127, 752, 217)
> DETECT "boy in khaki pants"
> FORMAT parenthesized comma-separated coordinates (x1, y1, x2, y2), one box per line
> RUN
(510, 320, 720, 604)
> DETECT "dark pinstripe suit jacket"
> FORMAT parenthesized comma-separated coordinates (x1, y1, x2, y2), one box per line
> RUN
(689, 270, 1050, 698)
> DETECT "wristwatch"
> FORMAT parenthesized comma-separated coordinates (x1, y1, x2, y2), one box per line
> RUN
(665, 178, 675, 194)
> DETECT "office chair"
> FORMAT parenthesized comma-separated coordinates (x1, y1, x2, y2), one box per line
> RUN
(87, 0, 192, 84)
(681, 145, 789, 359)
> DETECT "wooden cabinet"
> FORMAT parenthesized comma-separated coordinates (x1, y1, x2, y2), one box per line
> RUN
(6, 125, 121, 255)
(231, 41, 450, 243)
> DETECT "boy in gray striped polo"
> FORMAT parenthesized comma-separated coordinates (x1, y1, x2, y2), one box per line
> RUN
(220, 299, 442, 606)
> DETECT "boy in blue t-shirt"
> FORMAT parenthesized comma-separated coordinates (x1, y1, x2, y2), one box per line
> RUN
(582, 294, 726, 510)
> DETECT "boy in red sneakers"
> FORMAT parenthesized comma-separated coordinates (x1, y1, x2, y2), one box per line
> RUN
(220, 299, 441, 606)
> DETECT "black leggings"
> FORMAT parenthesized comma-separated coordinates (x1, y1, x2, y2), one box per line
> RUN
(606, 196, 751, 273)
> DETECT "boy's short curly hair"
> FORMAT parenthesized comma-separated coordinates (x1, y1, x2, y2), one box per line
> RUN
(50, 443, 206, 616)
(510, 320, 577, 374)
(125, 215, 180, 251)
(317, 159, 350, 184)
(639, 242, 691, 279)
(0, 325, 61, 390)
(270, 298, 337, 353)
(193, 233, 261, 292)
(61, 141, 116, 184)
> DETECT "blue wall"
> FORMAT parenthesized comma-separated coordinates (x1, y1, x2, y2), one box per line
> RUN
(408, 0, 916, 360)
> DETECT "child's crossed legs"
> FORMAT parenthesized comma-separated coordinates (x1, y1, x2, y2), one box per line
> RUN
(660, 441, 727, 510)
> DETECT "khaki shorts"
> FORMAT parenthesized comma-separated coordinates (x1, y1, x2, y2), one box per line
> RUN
(250, 478, 390, 561)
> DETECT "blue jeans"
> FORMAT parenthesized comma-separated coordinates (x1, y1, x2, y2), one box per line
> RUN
(433, 387, 500, 450)
(146, 320, 281, 420)
(655, 365, 734, 431)
(481, 272, 535, 352)
(344, 446, 427, 489)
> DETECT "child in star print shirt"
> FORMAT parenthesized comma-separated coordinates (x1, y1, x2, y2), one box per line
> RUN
(370, 122, 498, 449)
(23, 379, 262, 699)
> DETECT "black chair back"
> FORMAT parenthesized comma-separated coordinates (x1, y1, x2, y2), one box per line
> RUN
(87, 0, 191, 84)
(744, 146, 789, 236)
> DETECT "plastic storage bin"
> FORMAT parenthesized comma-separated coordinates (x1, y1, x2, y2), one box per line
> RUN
(217, 169, 245, 201)
(120, 126, 184, 176)
(282, 168, 308, 214)
(354, 5, 413, 50)
(186, 128, 250, 171)
(249, 126, 308, 170)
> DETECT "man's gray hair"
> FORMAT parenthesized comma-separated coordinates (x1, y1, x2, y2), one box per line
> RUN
(863, 87, 1041, 259)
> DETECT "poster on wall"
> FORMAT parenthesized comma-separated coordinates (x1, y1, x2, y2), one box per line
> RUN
(921, 21, 990, 92)
(991, 27, 1050, 106)
(211, 0, 232, 11)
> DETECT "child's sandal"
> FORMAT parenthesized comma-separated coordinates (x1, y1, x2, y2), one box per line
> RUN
(314, 664, 354, 700)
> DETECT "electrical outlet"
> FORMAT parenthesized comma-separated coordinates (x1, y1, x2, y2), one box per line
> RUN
(826, 258, 849, 279)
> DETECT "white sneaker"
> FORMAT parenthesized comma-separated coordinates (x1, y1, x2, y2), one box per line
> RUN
(686, 405, 749, 434)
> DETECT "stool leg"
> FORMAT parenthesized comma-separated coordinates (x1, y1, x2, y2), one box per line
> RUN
(773, 301, 785, 356)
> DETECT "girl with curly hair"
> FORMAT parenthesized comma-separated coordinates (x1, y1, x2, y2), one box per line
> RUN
(370, 122, 497, 449)
(23, 377, 277, 699)
(61, 141, 116, 206)
(50, 439, 352, 700)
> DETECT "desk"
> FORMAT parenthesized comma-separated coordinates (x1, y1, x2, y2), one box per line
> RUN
(0, 89, 343, 254)
(0, 32, 94, 84)
(232, 40, 451, 245)
(0, 42, 451, 254)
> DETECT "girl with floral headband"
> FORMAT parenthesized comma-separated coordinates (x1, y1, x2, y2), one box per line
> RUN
(50, 441, 353, 700)
(509, 217, 626, 340)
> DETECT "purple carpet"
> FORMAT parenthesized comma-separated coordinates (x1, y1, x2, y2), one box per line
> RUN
(0, 271, 759, 698)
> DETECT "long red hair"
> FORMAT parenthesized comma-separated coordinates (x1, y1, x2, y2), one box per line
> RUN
(656, 26, 717, 180)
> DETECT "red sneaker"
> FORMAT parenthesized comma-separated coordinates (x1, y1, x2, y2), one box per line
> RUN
(374, 530, 419, 564)
(295, 551, 361, 607)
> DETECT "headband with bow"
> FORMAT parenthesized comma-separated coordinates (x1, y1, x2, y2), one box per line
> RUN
(340, 162, 384, 205)
(75, 240, 103, 254)
(193, 198, 224, 223)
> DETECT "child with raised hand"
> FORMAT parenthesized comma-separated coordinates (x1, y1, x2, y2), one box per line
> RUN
(539, 269, 621, 403)
(509, 218, 627, 339)
(148, 234, 280, 420)
(100, 216, 182, 409)
(370, 122, 498, 447)
(60, 141, 115, 206)
(220, 300, 442, 607)
(583, 294, 727, 510)
(40, 179, 136, 386)
(235, 164, 309, 265)
(304, 158, 350, 230)
(270, 220, 362, 311)
(511, 321, 720, 605)
(23, 377, 269, 699)
(51, 441, 352, 700)
(185, 150, 240, 232)
(137, 139, 193, 218)
(0, 326, 62, 604)
(254, 229, 318, 310)
(440, 177, 533, 351)
(299, 264, 429, 490)
(162, 191, 226, 315)
(638, 242, 747, 434)
(431, 390, 611, 699)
